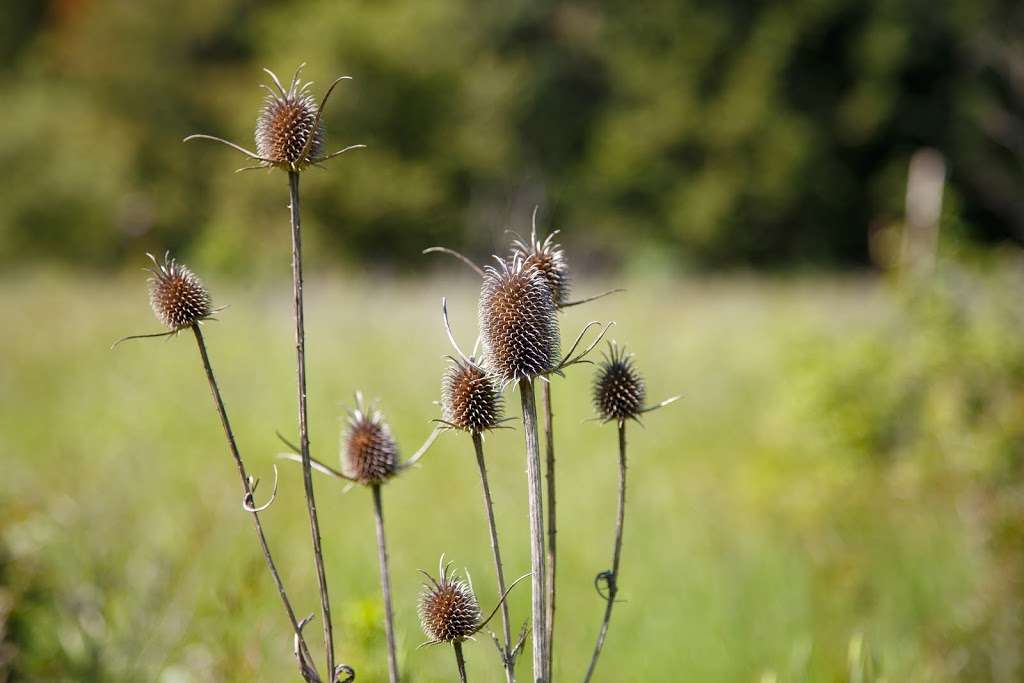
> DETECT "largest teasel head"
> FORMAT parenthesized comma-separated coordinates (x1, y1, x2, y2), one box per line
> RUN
(185, 64, 364, 172)
(510, 214, 570, 308)
(478, 255, 561, 384)
(342, 395, 400, 485)
(418, 557, 482, 644)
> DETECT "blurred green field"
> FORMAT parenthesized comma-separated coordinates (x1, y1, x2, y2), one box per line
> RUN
(1, 262, 1022, 682)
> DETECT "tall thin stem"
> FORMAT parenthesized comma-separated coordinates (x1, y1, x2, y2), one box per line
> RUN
(288, 170, 335, 677)
(471, 432, 514, 683)
(190, 325, 316, 677)
(453, 641, 468, 683)
(518, 377, 547, 683)
(371, 485, 399, 683)
(541, 382, 556, 677)
(583, 422, 627, 683)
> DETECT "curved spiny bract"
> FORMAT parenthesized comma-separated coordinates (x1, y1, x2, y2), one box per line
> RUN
(593, 343, 646, 423)
(418, 559, 482, 643)
(147, 253, 213, 331)
(342, 398, 400, 486)
(511, 229, 570, 309)
(255, 68, 324, 170)
(479, 256, 561, 384)
(441, 359, 504, 433)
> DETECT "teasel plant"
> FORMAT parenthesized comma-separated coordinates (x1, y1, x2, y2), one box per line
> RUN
(476, 254, 613, 682)
(435, 300, 524, 683)
(508, 209, 622, 675)
(582, 341, 679, 682)
(417, 555, 531, 683)
(184, 63, 364, 681)
(425, 208, 621, 677)
(278, 394, 441, 683)
(113, 253, 334, 682)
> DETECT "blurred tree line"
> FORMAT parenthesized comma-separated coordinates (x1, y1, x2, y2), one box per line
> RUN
(0, 0, 1021, 271)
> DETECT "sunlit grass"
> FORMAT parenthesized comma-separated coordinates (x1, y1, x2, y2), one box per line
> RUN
(0, 270, 992, 681)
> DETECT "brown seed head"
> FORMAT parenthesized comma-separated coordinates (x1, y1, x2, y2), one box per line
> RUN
(593, 343, 646, 422)
(479, 256, 560, 383)
(511, 228, 570, 308)
(441, 359, 503, 433)
(147, 253, 212, 331)
(342, 397, 399, 485)
(418, 558, 481, 643)
(255, 67, 323, 170)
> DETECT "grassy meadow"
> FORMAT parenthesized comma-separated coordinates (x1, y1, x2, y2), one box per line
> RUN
(1, 263, 1021, 681)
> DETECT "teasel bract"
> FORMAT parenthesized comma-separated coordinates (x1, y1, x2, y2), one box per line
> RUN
(583, 342, 678, 683)
(185, 65, 365, 680)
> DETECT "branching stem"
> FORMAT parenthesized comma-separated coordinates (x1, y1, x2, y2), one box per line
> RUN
(583, 422, 628, 682)
(471, 432, 514, 683)
(518, 377, 548, 682)
(190, 325, 317, 680)
(371, 485, 400, 683)
(288, 170, 336, 677)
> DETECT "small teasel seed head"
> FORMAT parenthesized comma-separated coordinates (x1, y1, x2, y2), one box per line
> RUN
(342, 396, 399, 485)
(255, 66, 323, 169)
(511, 226, 570, 308)
(418, 559, 481, 643)
(147, 252, 212, 331)
(479, 255, 560, 383)
(593, 342, 646, 422)
(441, 359, 504, 433)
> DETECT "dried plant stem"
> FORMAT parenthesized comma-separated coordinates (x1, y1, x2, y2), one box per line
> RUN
(471, 432, 514, 683)
(453, 641, 469, 683)
(190, 324, 316, 676)
(541, 382, 556, 677)
(371, 485, 400, 683)
(583, 422, 627, 683)
(288, 170, 336, 678)
(517, 377, 548, 683)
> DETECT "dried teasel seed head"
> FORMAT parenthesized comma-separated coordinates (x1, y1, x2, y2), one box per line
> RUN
(593, 343, 646, 422)
(255, 66, 323, 170)
(511, 225, 570, 308)
(342, 397, 399, 485)
(441, 359, 504, 433)
(479, 256, 560, 383)
(147, 253, 212, 331)
(418, 559, 481, 643)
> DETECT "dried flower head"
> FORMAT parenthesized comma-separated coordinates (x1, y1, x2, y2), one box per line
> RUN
(511, 223, 570, 308)
(418, 558, 481, 643)
(593, 343, 646, 423)
(479, 256, 560, 383)
(184, 64, 363, 172)
(255, 66, 323, 170)
(342, 396, 399, 485)
(441, 358, 504, 433)
(147, 252, 212, 331)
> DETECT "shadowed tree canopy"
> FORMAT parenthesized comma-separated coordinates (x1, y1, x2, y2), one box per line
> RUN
(0, 0, 1020, 270)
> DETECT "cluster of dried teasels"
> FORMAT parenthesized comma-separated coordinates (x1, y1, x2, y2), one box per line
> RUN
(116, 65, 676, 683)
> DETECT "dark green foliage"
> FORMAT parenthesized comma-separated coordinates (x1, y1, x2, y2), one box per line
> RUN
(0, 0, 1020, 269)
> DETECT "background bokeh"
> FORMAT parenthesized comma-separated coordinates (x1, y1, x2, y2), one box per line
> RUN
(1, 1, 1023, 682)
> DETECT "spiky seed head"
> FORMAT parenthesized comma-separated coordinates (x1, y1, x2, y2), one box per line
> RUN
(342, 397, 399, 485)
(593, 343, 646, 422)
(255, 67, 323, 170)
(511, 229, 570, 308)
(418, 559, 481, 643)
(147, 253, 212, 331)
(441, 359, 503, 433)
(479, 256, 560, 383)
